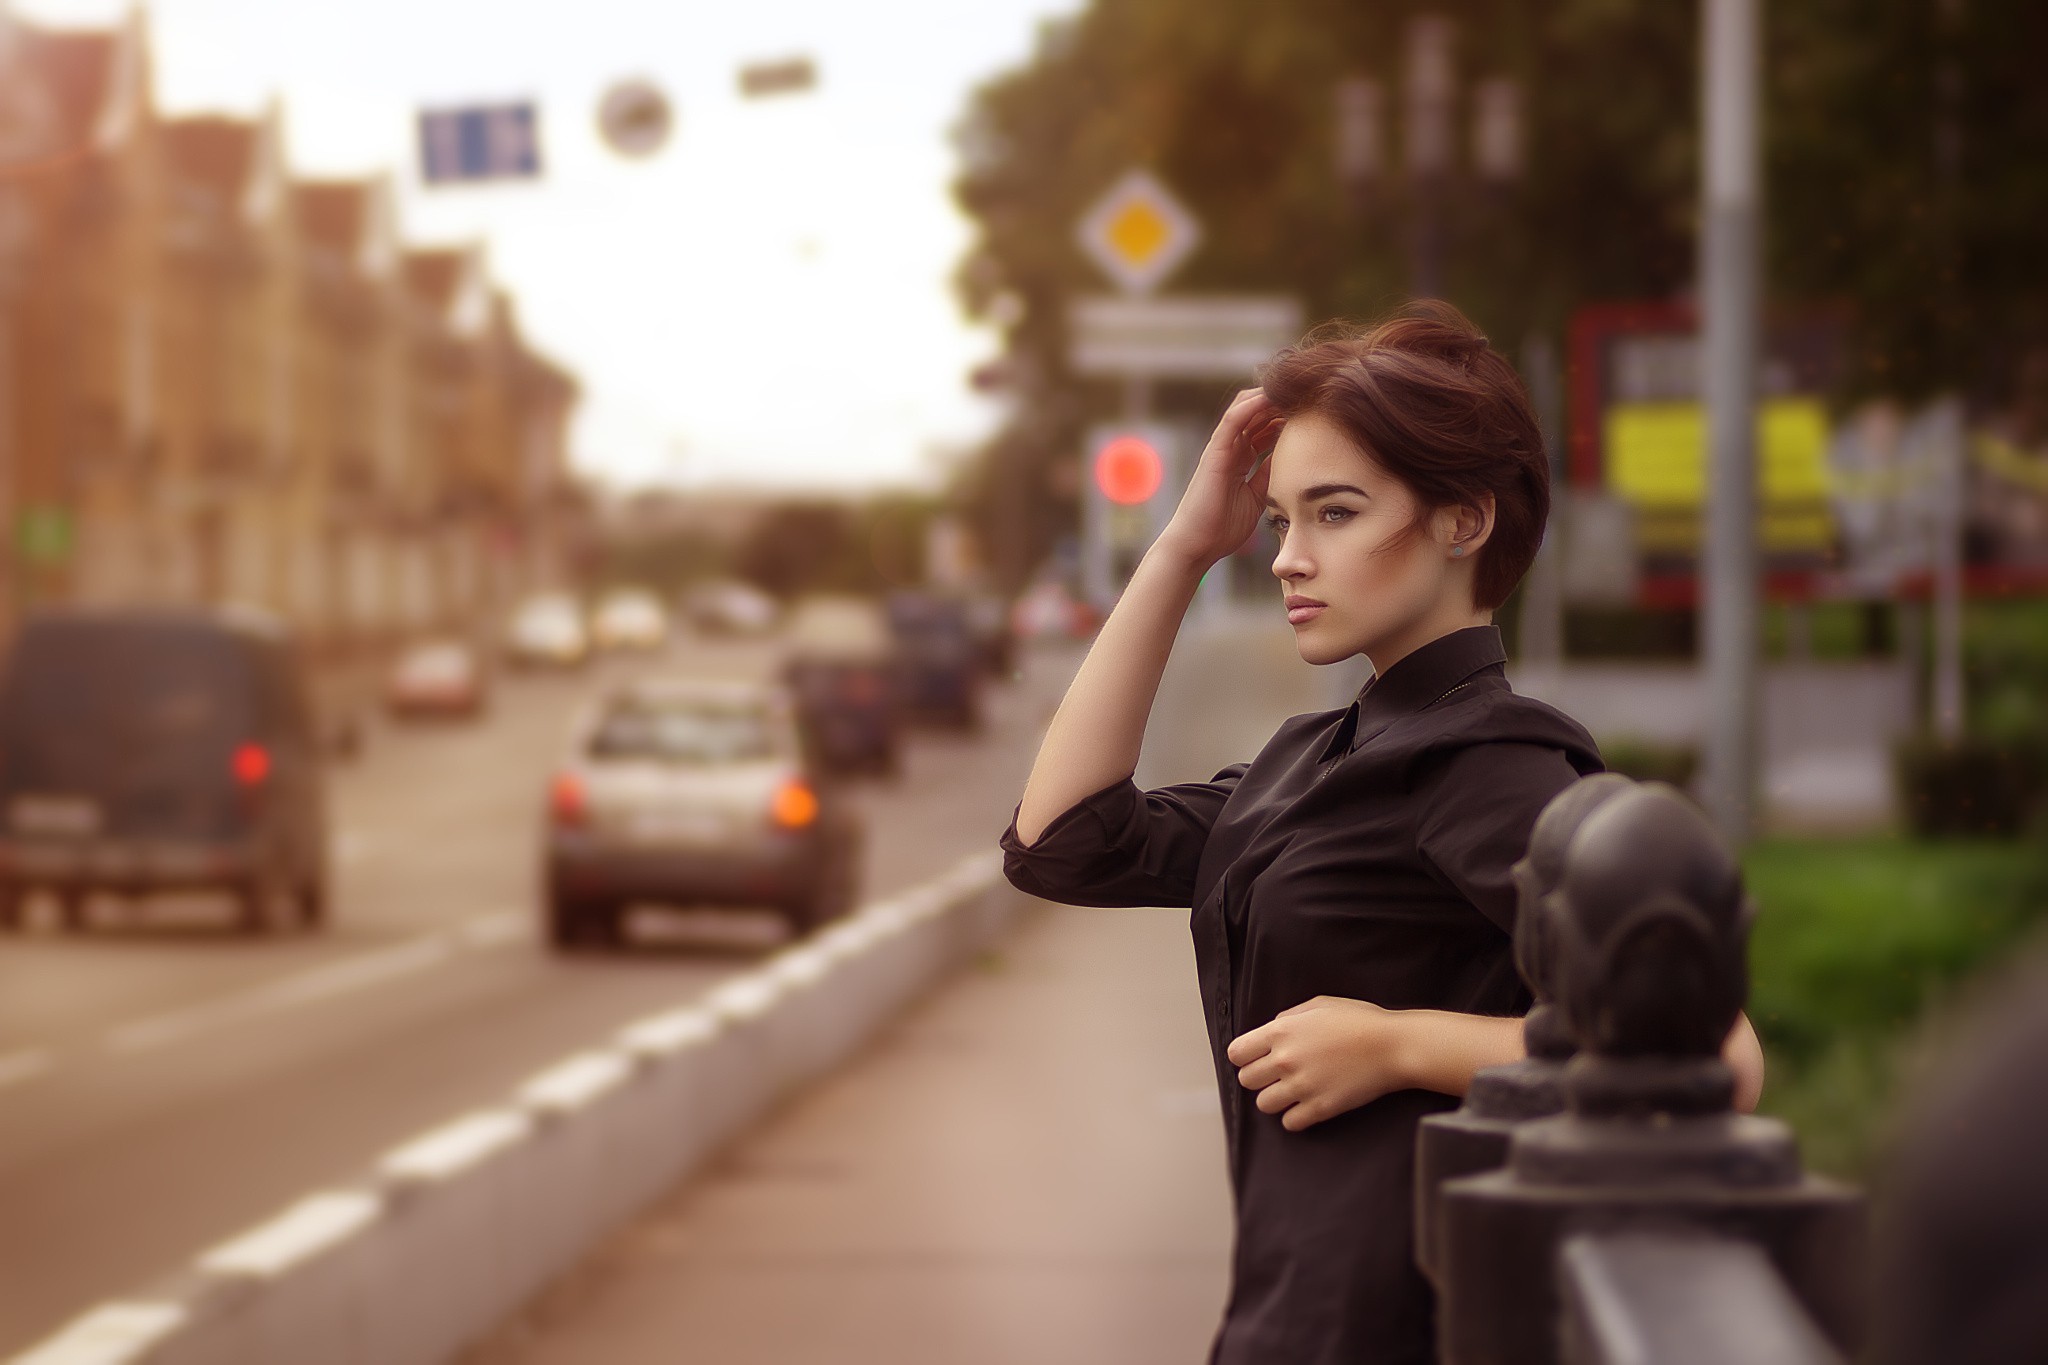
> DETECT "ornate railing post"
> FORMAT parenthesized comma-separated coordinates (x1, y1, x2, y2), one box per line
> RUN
(1429, 780, 1865, 1364)
(1415, 773, 1636, 1285)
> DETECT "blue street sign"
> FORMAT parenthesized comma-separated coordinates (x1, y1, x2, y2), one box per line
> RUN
(418, 103, 541, 184)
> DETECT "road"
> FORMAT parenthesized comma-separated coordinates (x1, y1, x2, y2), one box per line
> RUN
(0, 629, 1082, 1356)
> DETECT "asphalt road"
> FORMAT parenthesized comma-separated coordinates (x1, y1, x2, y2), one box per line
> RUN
(0, 629, 1083, 1356)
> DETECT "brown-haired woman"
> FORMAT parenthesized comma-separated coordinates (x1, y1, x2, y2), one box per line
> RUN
(1002, 302, 1764, 1363)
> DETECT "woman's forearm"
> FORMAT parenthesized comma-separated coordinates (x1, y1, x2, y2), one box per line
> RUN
(1392, 1009, 1767, 1112)
(1013, 540, 1207, 846)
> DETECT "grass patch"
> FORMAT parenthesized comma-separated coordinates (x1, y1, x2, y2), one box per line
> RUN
(1743, 836, 2048, 1180)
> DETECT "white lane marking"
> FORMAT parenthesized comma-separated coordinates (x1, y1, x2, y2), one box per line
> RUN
(0, 1048, 53, 1090)
(198, 1190, 381, 1279)
(101, 910, 529, 1058)
(10, 1300, 190, 1365)
(380, 1109, 530, 1182)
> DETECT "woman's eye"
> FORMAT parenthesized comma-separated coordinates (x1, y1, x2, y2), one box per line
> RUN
(1263, 514, 1288, 535)
(1319, 505, 1355, 524)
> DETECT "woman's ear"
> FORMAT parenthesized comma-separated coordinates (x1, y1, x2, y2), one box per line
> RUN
(1440, 495, 1496, 557)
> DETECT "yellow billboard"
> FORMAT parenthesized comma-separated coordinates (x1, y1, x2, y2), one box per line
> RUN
(1604, 398, 1834, 553)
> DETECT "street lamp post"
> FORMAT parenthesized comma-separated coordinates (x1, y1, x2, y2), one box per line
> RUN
(1698, 0, 1763, 845)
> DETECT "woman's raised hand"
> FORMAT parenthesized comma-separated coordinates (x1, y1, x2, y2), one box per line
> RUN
(1157, 388, 1284, 570)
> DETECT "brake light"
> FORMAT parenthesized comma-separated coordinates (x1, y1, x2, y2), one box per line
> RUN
(770, 778, 819, 830)
(232, 743, 271, 786)
(549, 772, 587, 827)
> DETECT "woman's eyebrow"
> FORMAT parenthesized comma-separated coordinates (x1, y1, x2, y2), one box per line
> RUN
(1264, 481, 1371, 509)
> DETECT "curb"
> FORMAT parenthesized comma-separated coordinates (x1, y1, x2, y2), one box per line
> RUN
(12, 852, 1018, 1365)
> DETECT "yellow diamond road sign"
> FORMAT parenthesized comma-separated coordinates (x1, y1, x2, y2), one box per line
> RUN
(1077, 169, 1201, 296)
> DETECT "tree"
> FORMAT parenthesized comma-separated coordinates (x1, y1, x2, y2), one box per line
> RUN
(951, 0, 2048, 582)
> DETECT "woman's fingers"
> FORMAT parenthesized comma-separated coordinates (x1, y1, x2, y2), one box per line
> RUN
(1254, 1079, 1299, 1116)
(1224, 1022, 1274, 1067)
(1235, 1054, 1285, 1092)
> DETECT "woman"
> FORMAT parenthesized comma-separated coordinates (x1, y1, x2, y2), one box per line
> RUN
(1001, 303, 1764, 1363)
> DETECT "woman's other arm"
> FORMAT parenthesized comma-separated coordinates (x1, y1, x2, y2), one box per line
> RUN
(1226, 1000, 1766, 1132)
(1014, 389, 1282, 846)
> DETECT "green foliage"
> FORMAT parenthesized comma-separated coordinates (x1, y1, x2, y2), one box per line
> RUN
(1744, 836, 2048, 1177)
(1597, 737, 1699, 789)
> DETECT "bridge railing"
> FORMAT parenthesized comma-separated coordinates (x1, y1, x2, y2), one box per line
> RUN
(1413, 775, 1863, 1365)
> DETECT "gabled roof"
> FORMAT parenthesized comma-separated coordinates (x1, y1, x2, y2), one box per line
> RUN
(402, 248, 466, 310)
(161, 115, 255, 196)
(291, 180, 366, 253)
(12, 25, 116, 147)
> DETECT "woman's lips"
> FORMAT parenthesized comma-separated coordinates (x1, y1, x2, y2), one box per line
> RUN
(1285, 599, 1326, 625)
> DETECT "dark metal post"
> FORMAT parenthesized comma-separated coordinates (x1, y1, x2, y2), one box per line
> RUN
(1414, 774, 1635, 1284)
(1430, 782, 1864, 1365)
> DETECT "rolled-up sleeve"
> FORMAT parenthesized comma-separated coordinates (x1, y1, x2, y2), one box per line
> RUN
(1000, 764, 1246, 908)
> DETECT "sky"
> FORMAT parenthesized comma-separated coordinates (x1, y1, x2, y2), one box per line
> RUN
(16, 0, 1083, 493)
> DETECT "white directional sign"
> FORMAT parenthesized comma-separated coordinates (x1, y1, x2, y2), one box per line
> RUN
(1075, 169, 1201, 297)
(1068, 295, 1304, 380)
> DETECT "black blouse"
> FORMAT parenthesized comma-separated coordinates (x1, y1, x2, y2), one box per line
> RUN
(1001, 625, 1602, 1364)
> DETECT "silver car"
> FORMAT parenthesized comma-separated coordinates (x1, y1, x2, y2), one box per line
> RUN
(542, 677, 861, 948)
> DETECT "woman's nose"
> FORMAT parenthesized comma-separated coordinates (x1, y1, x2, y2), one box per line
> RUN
(1271, 535, 1308, 581)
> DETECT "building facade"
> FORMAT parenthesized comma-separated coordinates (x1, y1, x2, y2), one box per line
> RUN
(0, 6, 579, 648)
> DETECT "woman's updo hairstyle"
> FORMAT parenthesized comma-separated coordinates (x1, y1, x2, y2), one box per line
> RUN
(1258, 300, 1550, 611)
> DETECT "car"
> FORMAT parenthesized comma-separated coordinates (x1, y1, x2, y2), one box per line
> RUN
(504, 592, 590, 670)
(542, 677, 862, 948)
(591, 586, 669, 653)
(681, 579, 780, 637)
(0, 606, 328, 934)
(780, 596, 903, 775)
(385, 639, 489, 719)
(884, 590, 984, 730)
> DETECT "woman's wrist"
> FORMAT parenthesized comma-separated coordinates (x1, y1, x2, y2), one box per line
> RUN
(1140, 532, 1217, 586)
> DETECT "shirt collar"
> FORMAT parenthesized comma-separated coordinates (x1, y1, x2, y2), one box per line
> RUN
(1321, 625, 1508, 758)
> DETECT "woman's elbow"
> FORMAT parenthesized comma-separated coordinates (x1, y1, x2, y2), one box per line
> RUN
(1724, 1013, 1766, 1113)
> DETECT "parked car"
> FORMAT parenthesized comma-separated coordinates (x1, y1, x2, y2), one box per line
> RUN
(385, 639, 489, 719)
(681, 579, 780, 637)
(780, 596, 902, 775)
(504, 592, 589, 670)
(0, 606, 328, 933)
(542, 677, 862, 948)
(962, 589, 1016, 677)
(591, 586, 668, 653)
(884, 590, 984, 730)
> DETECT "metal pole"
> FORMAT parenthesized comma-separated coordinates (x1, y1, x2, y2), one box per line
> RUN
(1698, 0, 1762, 845)
(1517, 334, 1566, 674)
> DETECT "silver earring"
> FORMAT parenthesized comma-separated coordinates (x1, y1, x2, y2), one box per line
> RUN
(1451, 545, 1464, 558)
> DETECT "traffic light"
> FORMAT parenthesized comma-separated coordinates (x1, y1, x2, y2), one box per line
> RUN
(1081, 423, 1187, 609)
(1093, 434, 1164, 505)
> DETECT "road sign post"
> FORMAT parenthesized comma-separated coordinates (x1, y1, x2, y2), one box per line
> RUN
(1070, 170, 1299, 613)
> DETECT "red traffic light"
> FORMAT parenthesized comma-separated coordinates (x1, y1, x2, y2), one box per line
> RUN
(1093, 435, 1164, 506)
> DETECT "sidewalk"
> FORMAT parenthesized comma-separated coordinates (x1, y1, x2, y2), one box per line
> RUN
(465, 900, 1233, 1364)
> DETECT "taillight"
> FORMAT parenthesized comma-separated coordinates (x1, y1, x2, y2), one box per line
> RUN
(232, 743, 271, 786)
(549, 772, 587, 827)
(769, 777, 819, 830)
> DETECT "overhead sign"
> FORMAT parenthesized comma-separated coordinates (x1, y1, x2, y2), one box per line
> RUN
(1069, 295, 1303, 380)
(739, 56, 817, 98)
(419, 103, 541, 184)
(598, 80, 672, 158)
(1075, 169, 1201, 296)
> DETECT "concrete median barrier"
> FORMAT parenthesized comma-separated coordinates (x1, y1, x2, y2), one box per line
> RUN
(12, 851, 1018, 1365)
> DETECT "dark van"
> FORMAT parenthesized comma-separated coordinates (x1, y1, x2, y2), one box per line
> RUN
(0, 608, 328, 933)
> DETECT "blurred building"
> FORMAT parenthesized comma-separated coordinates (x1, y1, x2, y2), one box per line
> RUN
(0, 7, 579, 650)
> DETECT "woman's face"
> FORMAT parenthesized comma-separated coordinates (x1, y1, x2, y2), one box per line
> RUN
(1263, 411, 1483, 669)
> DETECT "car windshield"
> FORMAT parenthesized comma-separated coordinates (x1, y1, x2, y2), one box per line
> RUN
(587, 700, 777, 765)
